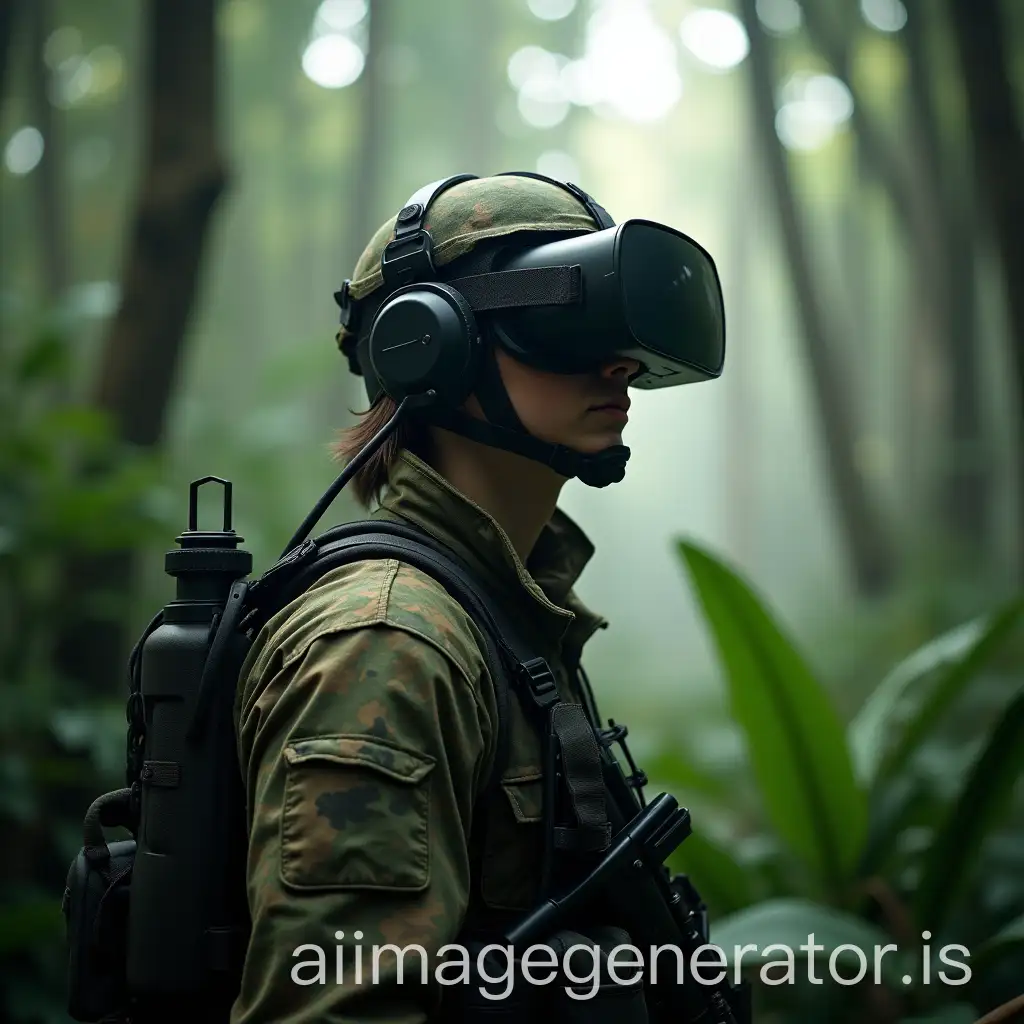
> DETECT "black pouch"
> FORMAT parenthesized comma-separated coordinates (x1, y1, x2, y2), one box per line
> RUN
(547, 926, 648, 1024)
(447, 927, 649, 1023)
(441, 937, 545, 1021)
(63, 788, 136, 1023)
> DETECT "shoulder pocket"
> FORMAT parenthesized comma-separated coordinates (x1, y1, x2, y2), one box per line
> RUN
(280, 734, 435, 892)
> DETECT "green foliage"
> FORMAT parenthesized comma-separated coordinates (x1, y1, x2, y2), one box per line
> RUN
(0, 322, 170, 1023)
(850, 600, 1024, 788)
(711, 898, 905, 983)
(679, 540, 868, 901)
(661, 539, 1024, 1023)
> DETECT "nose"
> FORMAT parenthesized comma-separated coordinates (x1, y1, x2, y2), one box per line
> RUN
(600, 355, 641, 379)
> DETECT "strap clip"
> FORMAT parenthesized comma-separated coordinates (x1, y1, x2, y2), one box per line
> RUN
(380, 230, 436, 288)
(241, 537, 318, 633)
(517, 657, 560, 712)
(251, 537, 318, 594)
(334, 279, 356, 330)
(141, 760, 181, 788)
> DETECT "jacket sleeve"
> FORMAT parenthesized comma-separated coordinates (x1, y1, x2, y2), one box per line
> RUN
(230, 623, 497, 1024)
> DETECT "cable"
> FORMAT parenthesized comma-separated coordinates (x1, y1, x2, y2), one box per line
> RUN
(278, 394, 419, 558)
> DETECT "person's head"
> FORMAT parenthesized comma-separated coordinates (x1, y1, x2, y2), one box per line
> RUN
(330, 172, 724, 508)
(332, 174, 637, 507)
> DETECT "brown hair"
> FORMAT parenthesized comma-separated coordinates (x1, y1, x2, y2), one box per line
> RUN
(329, 396, 432, 509)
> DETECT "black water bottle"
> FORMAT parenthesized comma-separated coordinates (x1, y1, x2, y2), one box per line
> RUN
(125, 477, 252, 1008)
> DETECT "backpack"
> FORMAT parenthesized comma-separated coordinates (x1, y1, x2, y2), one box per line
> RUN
(61, 477, 632, 1023)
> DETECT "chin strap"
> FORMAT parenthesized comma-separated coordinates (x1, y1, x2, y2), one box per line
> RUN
(425, 334, 630, 487)
(427, 405, 630, 488)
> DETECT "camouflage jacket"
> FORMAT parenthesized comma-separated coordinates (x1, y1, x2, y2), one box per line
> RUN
(230, 448, 609, 1023)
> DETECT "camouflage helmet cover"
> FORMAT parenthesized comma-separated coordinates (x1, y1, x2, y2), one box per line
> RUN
(336, 174, 601, 354)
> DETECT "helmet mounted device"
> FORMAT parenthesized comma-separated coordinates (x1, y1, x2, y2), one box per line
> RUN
(307, 171, 725, 553)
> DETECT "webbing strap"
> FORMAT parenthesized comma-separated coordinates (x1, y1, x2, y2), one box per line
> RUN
(446, 265, 581, 311)
(245, 523, 514, 796)
(244, 519, 612, 860)
(550, 703, 612, 854)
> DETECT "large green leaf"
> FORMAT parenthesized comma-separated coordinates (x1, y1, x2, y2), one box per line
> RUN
(850, 598, 1024, 786)
(971, 913, 1024, 979)
(677, 540, 867, 897)
(644, 747, 731, 803)
(858, 773, 937, 878)
(915, 683, 1024, 932)
(710, 898, 904, 985)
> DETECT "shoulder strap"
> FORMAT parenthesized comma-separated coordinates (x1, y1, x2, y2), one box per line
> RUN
(240, 518, 612, 870)
(241, 519, 536, 792)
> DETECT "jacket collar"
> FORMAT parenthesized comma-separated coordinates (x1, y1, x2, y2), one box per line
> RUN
(371, 449, 608, 662)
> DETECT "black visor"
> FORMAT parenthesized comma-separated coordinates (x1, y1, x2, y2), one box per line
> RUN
(487, 219, 725, 388)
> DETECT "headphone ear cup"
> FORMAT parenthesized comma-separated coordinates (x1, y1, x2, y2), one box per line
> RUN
(368, 282, 481, 407)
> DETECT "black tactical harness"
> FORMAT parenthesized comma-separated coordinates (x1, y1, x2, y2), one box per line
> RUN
(240, 518, 619, 869)
(64, 473, 749, 1024)
(64, 517, 648, 1023)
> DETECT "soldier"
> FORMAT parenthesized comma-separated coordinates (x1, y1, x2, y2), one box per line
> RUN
(229, 174, 714, 1023)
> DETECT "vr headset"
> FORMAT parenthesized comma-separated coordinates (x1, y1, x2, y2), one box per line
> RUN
(337, 171, 726, 410)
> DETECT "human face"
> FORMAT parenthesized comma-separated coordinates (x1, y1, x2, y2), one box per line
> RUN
(486, 346, 641, 455)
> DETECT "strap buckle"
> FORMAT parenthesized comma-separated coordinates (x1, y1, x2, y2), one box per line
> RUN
(242, 537, 318, 629)
(255, 536, 318, 588)
(333, 279, 356, 330)
(517, 657, 560, 712)
(380, 230, 436, 288)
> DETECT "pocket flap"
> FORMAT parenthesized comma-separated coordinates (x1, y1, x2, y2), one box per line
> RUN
(500, 773, 544, 824)
(283, 734, 435, 785)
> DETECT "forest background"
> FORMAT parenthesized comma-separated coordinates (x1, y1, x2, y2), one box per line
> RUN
(2, 0, 1024, 1021)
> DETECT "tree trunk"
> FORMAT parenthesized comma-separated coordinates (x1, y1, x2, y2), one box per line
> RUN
(800, 0, 933, 254)
(737, 0, 896, 595)
(947, 0, 1024, 577)
(725, 136, 757, 563)
(26, 0, 69, 302)
(93, 0, 227, 445)
(0, 0, 16, 110)
(903, 0, 987, 552)
(347, 0, 388, 278)
(55, 0, 227, 696)
(0, 0, 19, 362)
(801, 0, 991, 559)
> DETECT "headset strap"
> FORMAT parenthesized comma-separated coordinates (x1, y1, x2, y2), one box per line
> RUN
(447, 264, 581, 310)
(380, 174, 479, 289)
(393, 174, 478, 238)
(340, 262, 583, 368)
(495, 170, 615, 230)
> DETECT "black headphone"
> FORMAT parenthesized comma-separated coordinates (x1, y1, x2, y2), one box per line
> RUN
(337, 171, 614, 410)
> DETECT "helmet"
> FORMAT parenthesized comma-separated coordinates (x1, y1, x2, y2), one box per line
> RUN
(336, 174, 600, 360)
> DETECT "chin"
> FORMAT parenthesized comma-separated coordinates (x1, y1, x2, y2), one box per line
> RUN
(571, 431, 624, 453)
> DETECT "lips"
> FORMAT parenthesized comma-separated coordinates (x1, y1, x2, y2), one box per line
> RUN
(589, 396, 631, 413)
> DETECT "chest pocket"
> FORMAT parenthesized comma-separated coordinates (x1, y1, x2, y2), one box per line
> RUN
(479, 697, 546, 911)
(477, 652, 597, 911)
